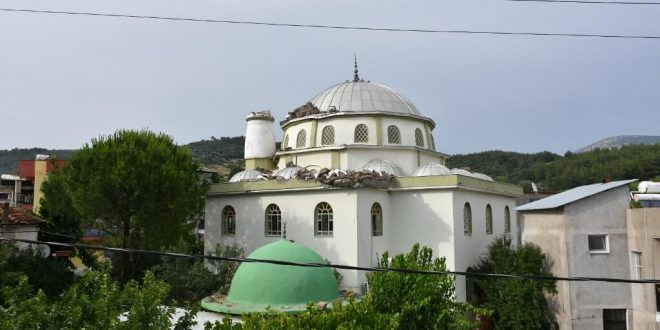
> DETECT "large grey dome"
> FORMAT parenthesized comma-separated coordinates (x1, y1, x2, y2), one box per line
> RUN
(309, 81, 420, 115)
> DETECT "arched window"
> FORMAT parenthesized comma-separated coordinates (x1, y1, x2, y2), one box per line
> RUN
(222, 206, 236, 236)
(354, 124, 368, 143)
(387, 125, 401, 144)
(429, 134, 436, 151)
(486, 204, 493, 235)
(321, 126, 335, 145)
(463, 203, 472, 237)
(371, 203, 383, 236)
(504, 206, 511, 233)
(296, 130, 306, 148)
(265, 204, 282, 236)
(415, 128, 425, 147)
(315, 202, 333, 236)
(282, 134, 289, 150)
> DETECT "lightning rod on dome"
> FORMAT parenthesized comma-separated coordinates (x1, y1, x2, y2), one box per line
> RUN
(353, 54, 360, 82)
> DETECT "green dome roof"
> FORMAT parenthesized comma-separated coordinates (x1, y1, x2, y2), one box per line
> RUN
(202, 240, 341, 314)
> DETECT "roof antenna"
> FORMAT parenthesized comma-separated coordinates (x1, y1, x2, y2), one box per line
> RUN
(353, 54, 360, 82)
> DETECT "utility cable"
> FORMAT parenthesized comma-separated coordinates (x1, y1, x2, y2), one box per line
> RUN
(0, 8, 659, 40)
(2, 236, 660, 285)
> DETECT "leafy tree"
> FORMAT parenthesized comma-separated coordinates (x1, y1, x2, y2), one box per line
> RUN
(53, 129, 206, 281)
(472, 235, 558, 329)
(151, 235, 243, 306)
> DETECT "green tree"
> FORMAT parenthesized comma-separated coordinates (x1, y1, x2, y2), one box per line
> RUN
(472, 235, 558, 329)
(54, 129, 206, 281)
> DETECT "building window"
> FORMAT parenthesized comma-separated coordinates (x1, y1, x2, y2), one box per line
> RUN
(371, 203, 383, 236)
(504, 206, 511, 233)
(354, 124, 368, 143)
(602, 309, 627, 330)
(282, 134, 289, 150)
(631, 251, 643, 279)
(415, 128, 424, 147)
(315, 202, 333, 236)
(429, 134, 436, 151)
(588, 234, 609, 253)
(321, 126, 335, 145)
(222, 206, 236, 236)
(485, 204, 493, 235)
(296, 130, 306, 148)
(387, 125, 401, 144)
(265, 204, 282, 236)
(464, 203, 472, 237)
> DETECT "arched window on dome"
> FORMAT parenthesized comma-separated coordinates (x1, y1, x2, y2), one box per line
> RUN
(282, 134, 289, 150)
(387, 125, 401, 144)
(222, 206, 236, 236)
(265, 204, 282, 236)
(354, 124, 368, 143)
(415, 128, 425, 147)
(486, 204, 493, 235)
(321, 126, 335, 146)
(504, 206, 511, 234)
(296, 130, 307, 148)
(315, 202, 333, 236)
(371, 203, 383, 236)
(464, 203, 472, 237)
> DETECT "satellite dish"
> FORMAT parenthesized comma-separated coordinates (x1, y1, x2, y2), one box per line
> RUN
(531, 182, 539, 194)
(37, 244, 51, 258)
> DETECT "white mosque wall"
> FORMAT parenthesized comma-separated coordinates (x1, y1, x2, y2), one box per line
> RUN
(313, 116, 379, 147)
(204, 186, 519, 297)
(451, 190, 519, 301)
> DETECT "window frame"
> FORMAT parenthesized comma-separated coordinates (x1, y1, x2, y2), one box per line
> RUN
(371, 202, 383, 237)
(387, 125, 401, 144)
(296, 130, 307, 148)
(631, 251, 643, 279)
(588, 234, 609, 254)
(265, 204, 282, 237)
(315, 202, 334, 237)
(321, 125, 335, 146)
(221, 205, 236, 236)
(354, 124, 368, 143)
(464, 202, 472, 237)
(485, 204, 493, 235)
(415, 128, 425, 147)
(504, 206, 511, 234)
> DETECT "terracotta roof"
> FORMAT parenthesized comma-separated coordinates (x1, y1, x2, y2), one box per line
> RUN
(0, 204, 46, 226)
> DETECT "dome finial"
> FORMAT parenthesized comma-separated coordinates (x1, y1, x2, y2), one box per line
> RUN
(353, 54, 360, 82)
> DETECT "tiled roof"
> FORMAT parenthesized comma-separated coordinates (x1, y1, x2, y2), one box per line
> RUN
(516, 179, 637, 212)
(0, 205, 46, 226)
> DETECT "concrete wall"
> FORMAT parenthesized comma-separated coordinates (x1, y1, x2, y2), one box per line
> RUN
(627, 207, 660, 329)
(520, 211, 572, 329)
(564, 186, 633, 329)
(0, 225, 39, 250)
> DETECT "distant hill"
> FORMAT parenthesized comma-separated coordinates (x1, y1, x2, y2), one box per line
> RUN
(575, 135, 660, 153)
(0, 148, 74, 175)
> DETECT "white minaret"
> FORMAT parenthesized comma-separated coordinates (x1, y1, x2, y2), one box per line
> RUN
(244, 110, 276, 170)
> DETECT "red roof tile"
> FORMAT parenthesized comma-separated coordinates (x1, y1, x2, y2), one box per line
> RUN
(0, 204, 46, 226)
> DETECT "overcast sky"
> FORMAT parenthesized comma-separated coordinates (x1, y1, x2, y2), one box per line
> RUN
(1, 0, 658, 155)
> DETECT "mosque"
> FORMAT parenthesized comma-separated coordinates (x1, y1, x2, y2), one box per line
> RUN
(203, 61, 522, 300)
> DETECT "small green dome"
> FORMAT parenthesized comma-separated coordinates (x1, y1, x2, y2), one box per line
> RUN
(202, 240, 341, 314)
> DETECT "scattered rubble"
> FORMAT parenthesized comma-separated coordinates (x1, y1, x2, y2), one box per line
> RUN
(250, 167, 396, 188)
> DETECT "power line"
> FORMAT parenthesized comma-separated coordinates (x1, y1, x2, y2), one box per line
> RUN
(0, 8, 659, 40)
(500, 0, 660, 4)
(2, 236, 659, 285)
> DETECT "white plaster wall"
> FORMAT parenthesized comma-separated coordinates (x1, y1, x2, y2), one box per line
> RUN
(0, 225, 39, 250)
(282, 121, 314, 149)
(379, 117, 430, 148)
(627, 208, 660, 329)
(354, 189, 390, 290)
(564, 186, 633, 330)
(276, 152, 334, 170)
(245, 119, 276, 159)
(205, 189, 363, 290)
(313, 117, 379, 146)
(344, 148, 417, 175)
(452, 190, 519, 301)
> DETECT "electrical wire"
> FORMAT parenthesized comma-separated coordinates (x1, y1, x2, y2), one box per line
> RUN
(0, 8, 659, 40)
(500, 0, 660, 4)
(2, 236, 659, 285)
